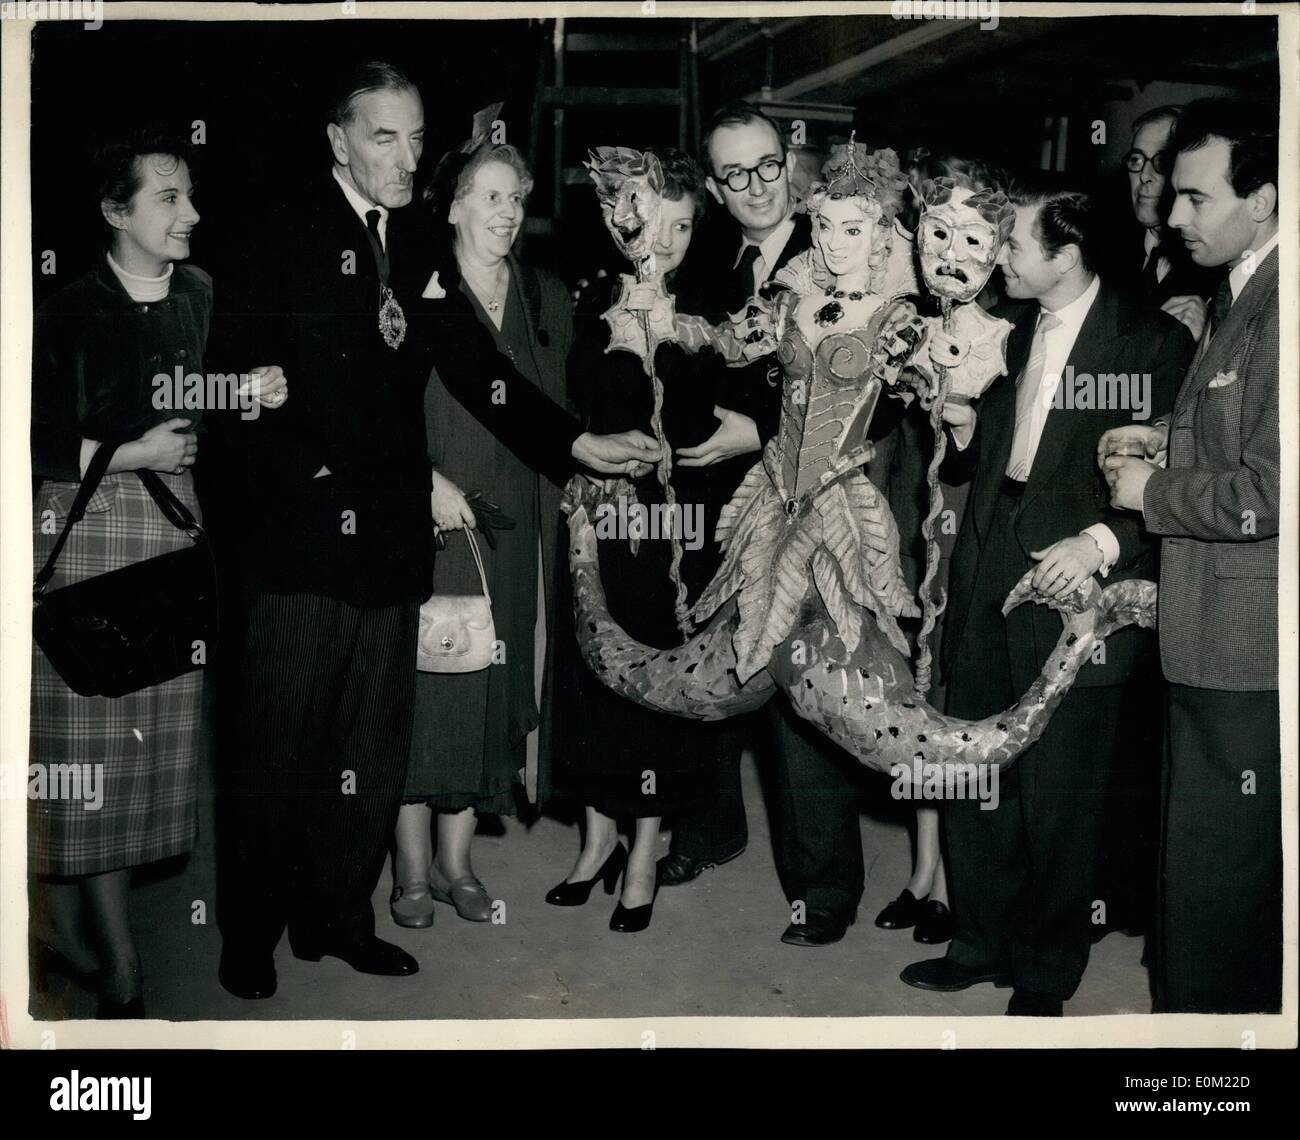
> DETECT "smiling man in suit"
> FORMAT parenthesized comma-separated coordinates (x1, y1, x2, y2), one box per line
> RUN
(1101, 99, 1280, 1014)
(901, 186, 1192, 1014)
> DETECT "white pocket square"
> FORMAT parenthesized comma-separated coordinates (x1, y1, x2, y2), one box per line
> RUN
(1207, 369, 1237, 389)
(422, 271, 446, 300)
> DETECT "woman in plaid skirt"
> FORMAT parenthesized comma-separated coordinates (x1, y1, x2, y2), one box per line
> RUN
(28, 128, 286, 1018)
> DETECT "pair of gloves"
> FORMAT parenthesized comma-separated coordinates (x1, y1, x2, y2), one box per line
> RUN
(434, 490, 516, 552)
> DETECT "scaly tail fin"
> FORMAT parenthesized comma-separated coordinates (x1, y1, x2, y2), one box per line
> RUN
(564, 478, 776, 720)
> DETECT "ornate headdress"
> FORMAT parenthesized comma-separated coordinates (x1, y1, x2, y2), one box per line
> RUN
(919, 175, 1015, 244)
(807, 135, 909, 226)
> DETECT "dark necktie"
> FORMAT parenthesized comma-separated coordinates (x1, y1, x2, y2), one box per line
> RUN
(365, 208, 390, 282)
(731, 243, 762, 315)
(1140, 239, 1163, 295)
(1207, 275, 1233, 340)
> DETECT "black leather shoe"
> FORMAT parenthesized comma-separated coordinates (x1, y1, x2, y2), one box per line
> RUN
(289, 933, 418, 977)
(900, 957, 1011, 991)
(874, 889, 925, 929)
(780, 908, 856, 947)
(913, 899, 955, 944)
(219, 948, 277, 1000)
(1007, 989, 1064, 1016)
(656, 847, 744, 887)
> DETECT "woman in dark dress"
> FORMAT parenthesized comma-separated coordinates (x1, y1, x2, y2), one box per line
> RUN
(548, 149, 736, 932)
(28, 130, 286, 1016)
(391, 141, 580, 926)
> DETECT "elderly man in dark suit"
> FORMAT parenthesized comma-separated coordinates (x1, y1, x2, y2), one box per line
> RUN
(214, 61, 660, 1000)
(1101, 99, 1280, 1014)
(1115, 106, 1220, 332)
(901, 186, 1192, 1014)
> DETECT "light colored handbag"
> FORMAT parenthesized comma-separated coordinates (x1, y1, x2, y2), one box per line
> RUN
(416, 529, 495, 673)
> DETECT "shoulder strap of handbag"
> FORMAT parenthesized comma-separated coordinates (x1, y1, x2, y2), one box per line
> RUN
(34, 443, 205, 597)
(463, 528, 492, 607)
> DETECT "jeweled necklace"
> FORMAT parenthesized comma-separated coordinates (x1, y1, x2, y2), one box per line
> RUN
(815, 284, 868, 327)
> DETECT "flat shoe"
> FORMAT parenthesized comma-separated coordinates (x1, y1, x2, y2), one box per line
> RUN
(430, 874, 494, 923)
(390, 881, 436, 929)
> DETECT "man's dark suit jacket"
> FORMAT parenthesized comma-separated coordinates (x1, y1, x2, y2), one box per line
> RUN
(1115, 220, 1222, 308)
(212, 176, 584, 608)
(213, 176, 436, 607)
(677, 211, 813, 445)
(941, 281, 1194, 695)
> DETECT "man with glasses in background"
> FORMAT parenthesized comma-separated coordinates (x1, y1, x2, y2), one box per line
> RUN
(659, 104, 867, 949)
(1117, 106, 1219, 336)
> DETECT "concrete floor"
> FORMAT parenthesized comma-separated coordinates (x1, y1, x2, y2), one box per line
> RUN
(32, 739, 1153, 1027)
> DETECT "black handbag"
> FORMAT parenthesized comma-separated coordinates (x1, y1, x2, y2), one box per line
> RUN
(32, 442, 219, 698)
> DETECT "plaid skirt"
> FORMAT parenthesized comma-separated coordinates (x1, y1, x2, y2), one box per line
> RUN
(30, 470, 203, 876)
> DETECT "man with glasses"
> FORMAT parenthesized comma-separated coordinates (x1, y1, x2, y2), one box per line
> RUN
(658, 104, 866, 949)
(1118, 106, 1218, 334)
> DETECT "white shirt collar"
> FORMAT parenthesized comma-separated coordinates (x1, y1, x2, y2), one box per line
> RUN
(1039, 272, 1100, 334)
(1228, 230, 1279, 301)
(735, 214, 797, 279)
(332, 164, 389, 249)
(1142, 227, 1161, 257)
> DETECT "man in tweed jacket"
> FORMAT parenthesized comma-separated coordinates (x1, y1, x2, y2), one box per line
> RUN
(1101, 99, 1280, 1013)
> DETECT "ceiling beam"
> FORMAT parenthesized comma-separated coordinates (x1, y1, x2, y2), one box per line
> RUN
(746, 20, 969, 102)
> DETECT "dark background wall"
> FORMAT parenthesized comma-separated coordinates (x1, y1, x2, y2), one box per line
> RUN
(29, 12, 1279, 301)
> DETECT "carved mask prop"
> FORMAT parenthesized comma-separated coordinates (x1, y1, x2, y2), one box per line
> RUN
(585, 146, 665, 270)
(917, 179, 1014, 303)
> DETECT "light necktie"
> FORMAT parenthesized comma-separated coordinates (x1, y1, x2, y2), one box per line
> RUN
(1006, 311, 1062, 481)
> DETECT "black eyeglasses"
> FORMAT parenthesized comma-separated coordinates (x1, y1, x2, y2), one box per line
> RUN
(1123, 148, 1171, 176)
(713, 155, 787, 193)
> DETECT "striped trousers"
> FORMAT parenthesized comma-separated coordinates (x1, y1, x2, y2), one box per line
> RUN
(217, 593, 418, 953)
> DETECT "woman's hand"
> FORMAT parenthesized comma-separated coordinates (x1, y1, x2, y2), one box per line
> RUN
(430, 469, 477, 533)
(676, 407, 761, 467)
(133, 418, 198, 474)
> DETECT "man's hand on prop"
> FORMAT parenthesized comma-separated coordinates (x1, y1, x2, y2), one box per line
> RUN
(675, 406, 761, 467)
(573, 430, 663, 475)
(1029, 535, 1104, 600)
(1161, 294, 1209, 343)
(240, 365, 289, 409)
(1101, 454, 1157, 513)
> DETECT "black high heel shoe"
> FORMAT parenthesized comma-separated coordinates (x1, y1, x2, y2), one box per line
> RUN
(546, 842, 628, 906)
(610, 880, 658, 933)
